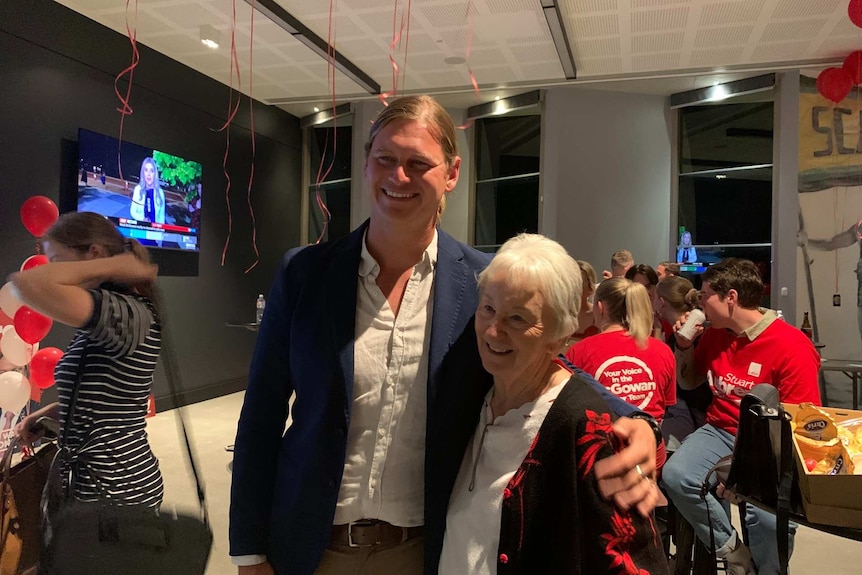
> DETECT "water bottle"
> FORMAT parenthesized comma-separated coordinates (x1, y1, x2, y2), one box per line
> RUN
(256, 294, 266, 325)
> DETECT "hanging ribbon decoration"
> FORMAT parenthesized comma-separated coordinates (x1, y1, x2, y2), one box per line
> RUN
(458, 1, 480, 130)
(312, 0, 339, 244)
(243, 0, 260, 273)
(114, 0, 141, 184)
(217, 0, 243, 266)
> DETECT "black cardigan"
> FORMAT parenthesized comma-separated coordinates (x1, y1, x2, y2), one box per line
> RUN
(425, 329, 668, 574)
(496, 375, 668, 574)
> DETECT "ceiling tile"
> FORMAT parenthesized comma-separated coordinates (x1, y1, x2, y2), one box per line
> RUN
(750, 41, 812, 62)
(631, 31, 685, 53)
(578, 57, 623, 74)
(689, 46, 745, 66)
(633, 52, 681, 71)
(508, 42, 561, 63)
(145, 2, 221, 29)
(760, 19, 827, 43)
(632, 0, 690, 6)
(771, 0, 843, 19)
(569, 14, 620, 37)
(631, 7, 689, 33)
(418, 3, 470, 27)
(694, 26, 754, 48)
(565, 0, 620, 12)
(700, 0, 766, 26)
(573, 37, 622, 59)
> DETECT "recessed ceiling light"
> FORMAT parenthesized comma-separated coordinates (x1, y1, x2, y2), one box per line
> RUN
(313, 106, 320, 113)
(200, 25, 220, 49)
(494, 96, 501, 101)
(444, 56, 466, 65)
(716, 174, 727, 179)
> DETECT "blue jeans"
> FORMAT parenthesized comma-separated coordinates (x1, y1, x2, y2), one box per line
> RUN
(661, 424, 796, 575)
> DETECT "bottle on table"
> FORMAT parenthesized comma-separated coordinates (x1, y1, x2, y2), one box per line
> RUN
(256, 294, 266, 325)
(800, 311, 813, 340)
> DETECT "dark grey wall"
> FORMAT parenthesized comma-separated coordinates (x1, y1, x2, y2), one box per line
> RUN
(0, 0, 302, 408)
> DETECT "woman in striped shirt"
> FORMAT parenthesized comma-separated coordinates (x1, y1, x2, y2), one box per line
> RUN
(13, 211, 163, 508)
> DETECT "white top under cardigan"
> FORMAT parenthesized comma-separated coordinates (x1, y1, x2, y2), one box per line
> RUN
(438, 382, 565, 575)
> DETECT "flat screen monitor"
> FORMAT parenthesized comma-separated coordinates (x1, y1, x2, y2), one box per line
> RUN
(76, 128, 202, 252)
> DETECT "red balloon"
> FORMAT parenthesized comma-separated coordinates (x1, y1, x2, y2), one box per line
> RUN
(817, 67, 853, 103)
(843, 51, 862, 85)
(20, 196, 59, 237)
(0, 308, 11, 327)
(21, 254, 49, 272)
(29, 346, 63, 390)
(851, 0, 862, 29)
(13, 306, 53, 344)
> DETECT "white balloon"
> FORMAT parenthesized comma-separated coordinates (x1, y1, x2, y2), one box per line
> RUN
(0, 325, 38, 367)
(0, 282, 23, 318)
(0, 371, 30, 414)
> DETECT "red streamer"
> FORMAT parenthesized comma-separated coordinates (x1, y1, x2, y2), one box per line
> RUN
(115, 0, 140, 184)
(244, 1, 259, 273)
(219, 0, 244, 267)
(458, 2, 481, 130)
(311, 0, 339, 244)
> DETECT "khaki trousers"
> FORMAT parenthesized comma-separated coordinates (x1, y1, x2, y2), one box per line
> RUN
(313, 535, 424, 575)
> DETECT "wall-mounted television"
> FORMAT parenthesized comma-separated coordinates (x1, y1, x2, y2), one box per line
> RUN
(76, 128, 202, 252)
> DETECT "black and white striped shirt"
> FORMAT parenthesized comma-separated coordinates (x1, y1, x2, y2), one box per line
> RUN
(55, 288, 163, 508)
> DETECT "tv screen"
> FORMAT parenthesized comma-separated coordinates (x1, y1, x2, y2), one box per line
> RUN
(76, 129, 202, 252)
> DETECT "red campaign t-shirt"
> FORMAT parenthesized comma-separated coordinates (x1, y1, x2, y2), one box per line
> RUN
(566, 330, 676, 421)
(695, 316, 821, 435)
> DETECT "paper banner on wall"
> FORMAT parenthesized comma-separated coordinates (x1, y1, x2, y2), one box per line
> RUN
(799, 75, 862, 192)
(797, 75, 862, 372)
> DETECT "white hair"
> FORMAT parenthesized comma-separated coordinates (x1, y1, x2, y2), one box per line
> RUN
(478, 233, 582, 340)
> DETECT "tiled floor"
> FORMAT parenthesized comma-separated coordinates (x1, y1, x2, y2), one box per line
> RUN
(147, 381, 862, 575)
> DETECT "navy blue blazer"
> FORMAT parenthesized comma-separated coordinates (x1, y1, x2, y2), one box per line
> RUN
(229, 222, 492, 575)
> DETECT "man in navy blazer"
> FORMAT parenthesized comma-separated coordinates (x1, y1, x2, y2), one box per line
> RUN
(230, 96, 659, 575)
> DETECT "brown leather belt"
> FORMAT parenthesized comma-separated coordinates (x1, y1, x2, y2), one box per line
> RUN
(330, 520, 424, 548)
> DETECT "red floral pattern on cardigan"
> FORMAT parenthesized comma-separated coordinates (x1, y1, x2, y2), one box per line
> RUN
(578, 409, 656, 574)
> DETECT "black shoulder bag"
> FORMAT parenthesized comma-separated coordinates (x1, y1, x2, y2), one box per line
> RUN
(41, 291, 213, 575)
(701, 383, 799, 575)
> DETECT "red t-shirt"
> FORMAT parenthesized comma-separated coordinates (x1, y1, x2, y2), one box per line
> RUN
(566, 330, 676, 421)
(695, 315, 821, 435)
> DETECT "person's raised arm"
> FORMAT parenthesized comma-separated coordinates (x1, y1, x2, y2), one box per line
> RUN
(10, 254, 157, 327)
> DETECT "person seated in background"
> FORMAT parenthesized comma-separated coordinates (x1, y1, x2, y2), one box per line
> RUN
(652, 275, 712, 451)
(662, 258, 821, 575)
(676, 231, 697, 264)
(439, 234, 668, 574)
(656, 261, 679, 280)
(625, 264, 659, 301)
(625, 264, 663, 339)
(601, 249, 634, 280)
(567, 278, 676, 426)
(571, 259, 599, 341)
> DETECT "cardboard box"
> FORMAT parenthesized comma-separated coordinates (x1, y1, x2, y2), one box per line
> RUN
(785, 403, 862, 529)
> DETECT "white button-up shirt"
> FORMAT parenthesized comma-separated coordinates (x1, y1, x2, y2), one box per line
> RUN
(333, 231, 437, 527)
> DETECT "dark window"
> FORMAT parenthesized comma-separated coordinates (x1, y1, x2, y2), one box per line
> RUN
(474, 115, 541, 252)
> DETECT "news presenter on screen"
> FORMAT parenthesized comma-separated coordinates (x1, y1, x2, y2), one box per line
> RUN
(130, 157, 166, 224)
(228, 95, 662, 575)
(676, 231, 697, 264)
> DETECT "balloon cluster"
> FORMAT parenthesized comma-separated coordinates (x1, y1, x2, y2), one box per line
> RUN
(817, 2, 862, 104)
(0, 196, 63, 415)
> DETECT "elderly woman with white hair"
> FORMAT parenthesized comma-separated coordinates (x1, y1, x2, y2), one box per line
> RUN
(438, 234, 668, 575)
